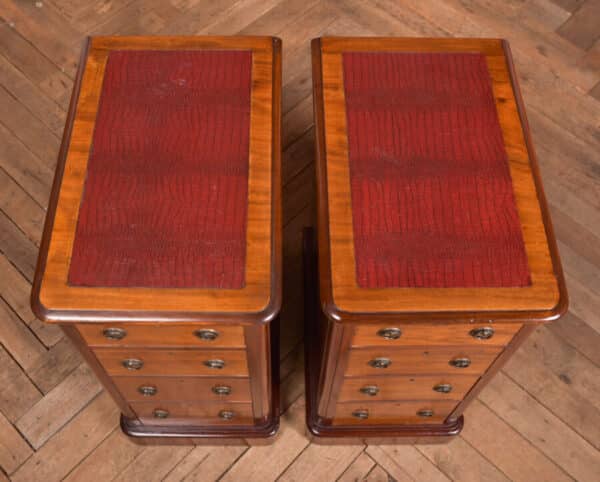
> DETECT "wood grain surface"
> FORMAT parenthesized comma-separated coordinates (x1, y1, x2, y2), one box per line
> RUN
(314, 37, 566, 315)
(32, 36, 280, 322)
(1, 1, 598, 480)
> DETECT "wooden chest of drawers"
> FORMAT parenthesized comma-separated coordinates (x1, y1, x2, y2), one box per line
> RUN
(31, 36, 282, 439)
(305, 37, 567, 439)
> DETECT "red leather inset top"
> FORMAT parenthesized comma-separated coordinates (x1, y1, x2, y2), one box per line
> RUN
(342, 51, 530, 288)
(68, 50, 252, 288)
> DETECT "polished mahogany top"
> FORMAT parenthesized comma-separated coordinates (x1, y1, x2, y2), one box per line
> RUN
(33, 36, 281, 322)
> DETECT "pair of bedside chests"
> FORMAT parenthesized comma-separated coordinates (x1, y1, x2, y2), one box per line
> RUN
(32, 36, 567, 441)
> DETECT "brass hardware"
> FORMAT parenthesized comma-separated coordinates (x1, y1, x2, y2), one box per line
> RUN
(212, 385, 232, 396)
(417, 409, 434, 417)
(122, 358, 143, 370)
(368, 357, 391, 369)
(102, 327, 126, 340)
(376, 327, 402, 340)
(138, 385, 157, 396)
(433, 383, 453, 393)
(219, 410, 235, 420)
(153, 409, 169, 419)
(204, 359, 226, 369)
(194, 329, 219, 341)
(469, 326, 495, 340)
(352, 409, 369, 420)
(449, 357, 471, 368)
(359, 385, 380, 396)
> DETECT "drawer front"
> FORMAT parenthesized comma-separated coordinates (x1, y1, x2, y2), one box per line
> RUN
(113, 376, 252, 402)
(352, 323, 521, 347)
(94, 348, 248, 376)
(333, 400, 458, 425)
(345, 346, 502, 376)
(131, 401, 254, 426)
(338, 374, 480, 402)
(78, 323, 245, 348)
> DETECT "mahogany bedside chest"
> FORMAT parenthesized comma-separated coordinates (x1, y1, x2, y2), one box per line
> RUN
(305, 37, 567, 439)
(31, 36, 282, 438)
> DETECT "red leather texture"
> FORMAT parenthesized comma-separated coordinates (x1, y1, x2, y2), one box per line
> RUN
(342, 52, 530, 288)
(68, 50, 252, 288)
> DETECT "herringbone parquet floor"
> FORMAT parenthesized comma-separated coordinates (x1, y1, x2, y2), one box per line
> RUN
(1, 1, 599, 481)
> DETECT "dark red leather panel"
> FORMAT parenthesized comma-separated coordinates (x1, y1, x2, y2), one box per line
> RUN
(342, 52, 530, 288)
(68, 50, 252, 288)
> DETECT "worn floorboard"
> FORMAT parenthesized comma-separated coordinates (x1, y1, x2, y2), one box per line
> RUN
(0, 0, 598, 480)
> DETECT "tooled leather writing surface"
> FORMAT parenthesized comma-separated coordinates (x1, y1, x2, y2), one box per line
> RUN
(68, 50, 252, 289)
(343, 51, 530, 289)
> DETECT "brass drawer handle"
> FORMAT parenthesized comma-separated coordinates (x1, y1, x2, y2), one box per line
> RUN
(122, 358, 143, 370)
(449, 357, 471, 368)
(153, 409, 169, 419)
(204, 359, 226, 369)
(212, 385, 232, 396)
(469, 327, 494, 340)
(433, 383, 453, 393)
(376, 327, 402, 340)
(368, 357, 391, 369)
(352, 409, 369, 420)
(138, 385, 157, 396)
(219, 410, 235, 420)
(417, 409, 434, 418)
(194, 329, 219, 341)
(103, 327, 127, 340)
(359, 385, 380, 396)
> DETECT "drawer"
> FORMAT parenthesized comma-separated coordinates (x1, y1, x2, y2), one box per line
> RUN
(78, 323, 245, 348)
(333, 400, 458, 425)
(94, 348, 248, 377)
(131, 401, 254, 426)
(113, 376, 252, 402)
(352, 323, 521, 347)
(345, 346, 502, 376)
(338, 374, 479, 402)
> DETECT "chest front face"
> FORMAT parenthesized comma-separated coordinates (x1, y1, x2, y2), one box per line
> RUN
(307, 37, 567, 438)
(32, 36, 282, 438)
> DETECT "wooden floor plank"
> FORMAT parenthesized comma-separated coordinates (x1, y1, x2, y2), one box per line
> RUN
(556, 0, 600, 50)
(0, 411, 32, 476)
(16, 363, 102, 449)
(220, 399, 308, 482)
(10, 391, 119, 482)
(461, 400, 572, 482)
(0, 298, 45, 372)
(0, 345, 43, 423)
(279, 442, 364, 481)
(0, 2, 598, 481)
(479, 372, 600, 481)
(367, 444, 449, 482)
(63, 428, 145, 482)
(337, 452, 376, 482)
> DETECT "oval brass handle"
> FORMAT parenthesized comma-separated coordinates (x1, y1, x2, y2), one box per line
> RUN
(204, 359, 225, 369)
(219, 410, 235, 420)
(194, 329, 219, 341)
(449, 357, 471, 368)
(417, 409, 434, 418)
(122, 358, 143, 370)
(212, 385, 232, 396)
(376, 327, 402, 340)
(352, 409, 369, 420)
(433, 383, 453, 393)
(368, 357, 391, 369)
(469, 327, 495, 340)
(138, 385, 157, 396)
(102, 327, 126, 340)
(359, 385, 380, 396)
(153, 409, 169, 419)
